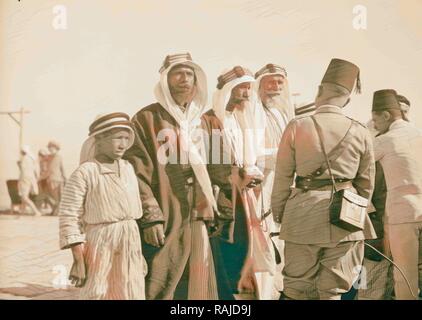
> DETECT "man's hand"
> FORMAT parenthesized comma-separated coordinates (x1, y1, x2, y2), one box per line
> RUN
(143, 224, 165, 248)
(237, 263, 257, 295)
(69, 243, 86, 288)
(239, 168, 264, 189)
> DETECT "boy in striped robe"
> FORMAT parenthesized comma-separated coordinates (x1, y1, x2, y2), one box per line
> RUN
(59, 112, 146, 300)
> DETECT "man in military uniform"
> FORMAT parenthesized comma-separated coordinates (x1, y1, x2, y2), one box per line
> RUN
(271, 58, 377, 300)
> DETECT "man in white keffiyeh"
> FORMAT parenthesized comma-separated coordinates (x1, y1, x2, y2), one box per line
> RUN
(253, 63, 295, 299)
(125, 53, 219, 300)
(202, 66, 274, 300)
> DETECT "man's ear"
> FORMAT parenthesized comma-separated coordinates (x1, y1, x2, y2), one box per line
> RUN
(382, 111, 391, 121)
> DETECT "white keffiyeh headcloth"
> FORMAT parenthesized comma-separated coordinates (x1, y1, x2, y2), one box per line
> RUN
(397, 94, 411, 122)
(212, 66, 260, 171)
(213, 66, 256, 123)
(214, 68, 275, 279)
(253, 64, 295, 168)
(253, 63, 294, 128)
(79, 112, 135, 164)
(155, 53, 208, 128)
(155, 53, 217, 214)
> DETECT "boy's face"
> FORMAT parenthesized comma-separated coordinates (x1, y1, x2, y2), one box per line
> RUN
(97, 129, 131, 160)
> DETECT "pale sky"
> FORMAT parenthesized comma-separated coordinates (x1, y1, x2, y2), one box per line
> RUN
(1, 0, 422, 209)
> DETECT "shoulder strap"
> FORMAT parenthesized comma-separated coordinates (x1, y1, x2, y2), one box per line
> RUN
(326, 122, 355, 159)
(308, 117, 355, 177)
(310, 116, 338, 192)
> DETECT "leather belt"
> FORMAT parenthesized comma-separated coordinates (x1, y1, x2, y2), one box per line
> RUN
(295, 176, 352, 191)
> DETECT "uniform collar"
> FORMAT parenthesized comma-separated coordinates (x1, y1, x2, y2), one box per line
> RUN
(389, 119, 407, 131)
(314, 105, 343, 115)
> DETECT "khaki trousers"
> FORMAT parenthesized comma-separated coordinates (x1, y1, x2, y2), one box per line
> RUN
(283, 240, 364, 300)
(385, 222, 422, 300)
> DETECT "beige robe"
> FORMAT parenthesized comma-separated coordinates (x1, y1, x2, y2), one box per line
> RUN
(374, 119, 422, 299)
(18, 154, 39, 196)
(254, 107, 287, 299)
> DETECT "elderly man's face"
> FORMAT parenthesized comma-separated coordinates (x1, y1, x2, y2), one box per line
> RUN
(259, 74, 285, 101)
(167, 65, 196, 96)
(231, 82, 251, 103)
(226, 82, 252, 112)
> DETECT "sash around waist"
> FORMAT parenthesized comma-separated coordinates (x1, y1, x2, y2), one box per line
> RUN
(84, 217, 138, 228)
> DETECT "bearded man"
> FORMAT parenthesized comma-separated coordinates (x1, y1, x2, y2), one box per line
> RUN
(125, 53, 219, 300)
(202, 66, 275, 300)
(252, 64, 295, 298)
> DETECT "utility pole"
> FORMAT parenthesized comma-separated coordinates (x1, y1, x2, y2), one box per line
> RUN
(291, 93, 316, 116)
(292, 92, 301, 108)
(0, 108, 31, 160)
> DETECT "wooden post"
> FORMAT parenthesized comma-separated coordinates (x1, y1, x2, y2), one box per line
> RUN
(0, 109, 31, 160)
(19, 107, 24, 161)
(292, 93, 301, 109)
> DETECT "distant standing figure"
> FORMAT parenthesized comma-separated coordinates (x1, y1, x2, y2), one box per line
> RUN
(37, 148, 51, 211)
(18, 145, 42, 216)
(47, 140, 66, 215)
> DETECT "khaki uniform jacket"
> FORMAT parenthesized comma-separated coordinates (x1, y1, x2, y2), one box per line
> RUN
(271, 105, 377, 244)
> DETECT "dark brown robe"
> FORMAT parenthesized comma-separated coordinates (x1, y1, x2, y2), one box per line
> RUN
(125, 103, 207, 299)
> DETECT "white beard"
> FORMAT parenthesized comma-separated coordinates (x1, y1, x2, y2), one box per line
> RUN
(232, 100, 261, 169)
(233, 100, 254, 130)
(263, 94, 287, 111)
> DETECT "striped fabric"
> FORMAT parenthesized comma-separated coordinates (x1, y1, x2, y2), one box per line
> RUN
(88, 112, 132, 136)
(255, 63, 287, 79)
(59, 159, 143, 249)
(217, 66, 254, 89)
(59, 159, 145, 300)
(159, 53, 193, 73)
(188, 221, 219, 300)
(81, 220, 146, 300)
